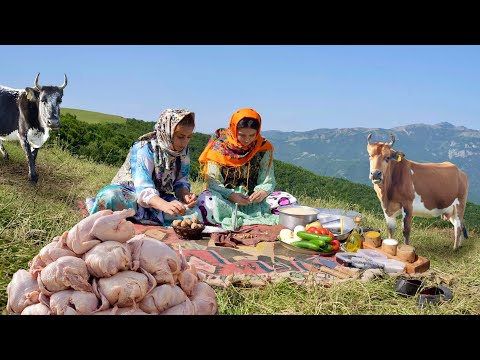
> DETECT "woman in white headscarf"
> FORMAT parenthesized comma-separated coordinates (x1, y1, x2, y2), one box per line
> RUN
(88, 109, 198, 225)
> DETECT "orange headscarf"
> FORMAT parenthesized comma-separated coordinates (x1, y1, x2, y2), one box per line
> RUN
(198, 108, 274, 179)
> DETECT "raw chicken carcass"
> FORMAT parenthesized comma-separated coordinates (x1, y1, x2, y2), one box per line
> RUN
(128, 235, 181, 285)
(160, 297, 195, 315)
(21, 303, 51, 315)
(38, 256, 92, 295)
(44, 290, 107, 315)
(93, 269, 156, 308)
(190, 282, 218, 315)
(139, 284, 187, 314)
(94, 306, 150, 315)
(29, 231, 77, 276)
(90, 208, 136, 243)
(66, 210, 113, 254)
(175, 264, 199, 297)
(83, 241, 133, 278)
(112, 307, 150, 315)
(6, 269, 41, 314)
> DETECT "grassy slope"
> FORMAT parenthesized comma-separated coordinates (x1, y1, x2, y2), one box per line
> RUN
(61, 108, 127, 124)
(1, 142, 479, 314)
(0, 143, 115, 312)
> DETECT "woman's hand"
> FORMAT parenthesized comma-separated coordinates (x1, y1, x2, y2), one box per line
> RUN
(249, 190, 268, 203)
(176, 188, 197, 209)
(160, 200, 186, 217)
(228, 192, 251, 206)
(183, 193, 198, 208)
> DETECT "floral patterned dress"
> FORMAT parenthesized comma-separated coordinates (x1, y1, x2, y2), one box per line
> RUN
(197, 150, 298, 230)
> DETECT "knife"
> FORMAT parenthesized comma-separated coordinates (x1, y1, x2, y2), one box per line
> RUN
(233, 203, 239, 230)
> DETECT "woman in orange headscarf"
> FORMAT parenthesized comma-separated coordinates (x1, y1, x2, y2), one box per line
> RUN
(197, 108, 297, 229)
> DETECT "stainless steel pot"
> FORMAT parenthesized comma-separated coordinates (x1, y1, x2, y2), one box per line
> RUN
(278, 205, 319, 230)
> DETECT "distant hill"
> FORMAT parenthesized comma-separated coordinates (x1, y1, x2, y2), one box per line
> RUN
(61, 108, 127, 124)
(264, 122, 480, 204)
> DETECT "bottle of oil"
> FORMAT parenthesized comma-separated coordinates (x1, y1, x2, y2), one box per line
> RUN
(345, 216, 363, 252)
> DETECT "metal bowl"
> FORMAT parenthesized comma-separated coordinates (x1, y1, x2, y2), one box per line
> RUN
(315, 208, 362, 218)
(317, 214, 356, 241)
(278, 205, 320, 230)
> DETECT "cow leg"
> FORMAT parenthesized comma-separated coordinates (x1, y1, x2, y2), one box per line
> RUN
(384, 211, 397, 239)
(443, 212, 460, 250)
(451, 205, 461, 251)
(401, 206, 413, 245)
(457, 194, 468, 249)
(0, 141, 8, 160)
(31, 147, 39, 163)
(450, 204, 466, 251)
(19, 138, 38, 183)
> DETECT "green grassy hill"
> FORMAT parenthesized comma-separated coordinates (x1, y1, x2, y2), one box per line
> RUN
(1, 142, 479, 314)
(1, 110, 480, 314)
(61, 108, 127, 124)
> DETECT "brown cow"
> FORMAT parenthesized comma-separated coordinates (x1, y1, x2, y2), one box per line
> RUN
(367, 133, 469, 250)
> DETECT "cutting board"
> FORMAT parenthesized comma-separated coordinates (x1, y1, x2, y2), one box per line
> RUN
(361, 241, 430, 274)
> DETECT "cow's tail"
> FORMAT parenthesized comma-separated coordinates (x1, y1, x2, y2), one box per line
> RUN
(462, 223, 469, 239)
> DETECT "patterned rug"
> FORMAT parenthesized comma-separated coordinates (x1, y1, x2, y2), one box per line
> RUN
(75, 201, 359, 286)
(133, 224, 358, 288)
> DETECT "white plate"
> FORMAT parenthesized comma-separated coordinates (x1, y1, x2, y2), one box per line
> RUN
(202, 225, 228, 233)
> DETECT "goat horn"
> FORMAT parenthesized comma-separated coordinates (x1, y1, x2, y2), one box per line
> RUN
(59, 74, 68, 90)
(34, 73, 42, 90)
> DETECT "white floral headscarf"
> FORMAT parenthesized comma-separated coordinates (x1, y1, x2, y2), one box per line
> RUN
(139, 108, 194, 192)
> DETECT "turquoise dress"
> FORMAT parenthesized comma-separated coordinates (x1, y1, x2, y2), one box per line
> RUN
(198, 150, 280, 230)
(89, 141, 191, 225)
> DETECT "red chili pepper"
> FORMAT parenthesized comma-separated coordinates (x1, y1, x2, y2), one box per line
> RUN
(330, 240, 340, 251)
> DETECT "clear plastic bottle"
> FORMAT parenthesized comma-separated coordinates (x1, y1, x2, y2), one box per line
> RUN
(345, 216, 363, 252)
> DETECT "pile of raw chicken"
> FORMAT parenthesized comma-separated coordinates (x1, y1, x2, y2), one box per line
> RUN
(6, 209, 218, 315)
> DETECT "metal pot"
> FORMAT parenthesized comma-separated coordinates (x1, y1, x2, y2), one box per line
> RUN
(278, 205, 319, 230)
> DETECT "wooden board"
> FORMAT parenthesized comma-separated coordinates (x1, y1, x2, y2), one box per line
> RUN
(361, 242, 430, 274)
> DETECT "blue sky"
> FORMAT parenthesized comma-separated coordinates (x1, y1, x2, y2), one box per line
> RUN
(1, 45, 480, 134)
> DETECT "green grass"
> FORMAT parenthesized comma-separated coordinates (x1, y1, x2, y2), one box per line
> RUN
(61, 108, 127, 124)
(0, 142, 115, 312)
(1, 142, 479, 314)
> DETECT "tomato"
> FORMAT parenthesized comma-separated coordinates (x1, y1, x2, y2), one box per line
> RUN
(319, 228, 329, 235)
(306, 227, 322, 234)
(330, 240, 340, 251)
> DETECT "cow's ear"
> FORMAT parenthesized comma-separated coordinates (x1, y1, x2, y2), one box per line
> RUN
(25, 87, 38, 101)
(391, 151, 405, 162)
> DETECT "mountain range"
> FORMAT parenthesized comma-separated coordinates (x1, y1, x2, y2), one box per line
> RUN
(61, 108, 480, 204)
(264, 122, 480, 204)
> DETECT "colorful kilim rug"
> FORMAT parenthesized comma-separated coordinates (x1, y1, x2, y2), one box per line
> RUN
(133, 224, 357, 288)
